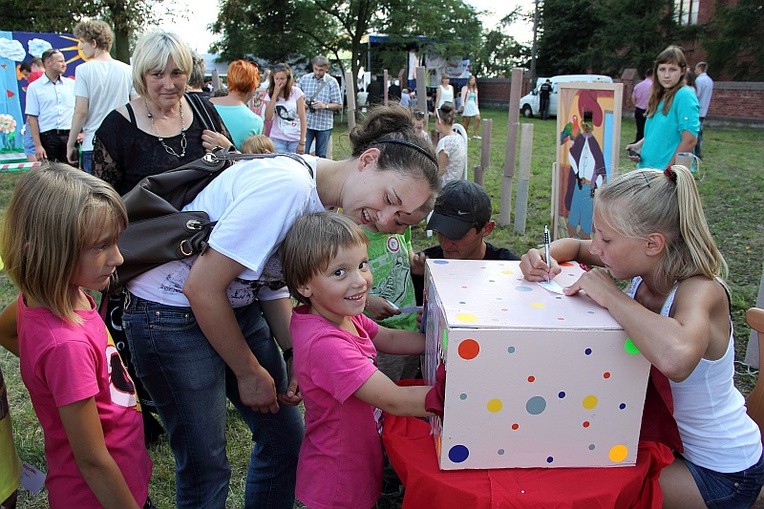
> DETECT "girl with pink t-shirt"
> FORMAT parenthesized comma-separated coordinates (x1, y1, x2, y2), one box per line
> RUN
(281, 212, 444, 509)
(0, 164, 152, 508)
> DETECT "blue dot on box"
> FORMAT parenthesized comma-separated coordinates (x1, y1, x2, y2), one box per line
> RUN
(433, 260, 449, 265)
(515, 285, 533, 292)
(449, 444, 469, 463)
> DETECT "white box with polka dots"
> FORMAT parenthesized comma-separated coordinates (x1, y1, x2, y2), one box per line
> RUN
(422, 259, 651, 470)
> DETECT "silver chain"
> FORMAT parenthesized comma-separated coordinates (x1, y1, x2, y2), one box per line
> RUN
(145, 99, 187, 158)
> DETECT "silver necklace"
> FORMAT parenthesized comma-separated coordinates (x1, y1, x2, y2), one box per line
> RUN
(145, 99, 187, 158)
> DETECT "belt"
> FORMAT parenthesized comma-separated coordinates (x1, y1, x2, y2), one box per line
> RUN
(42, 129, 70, 136)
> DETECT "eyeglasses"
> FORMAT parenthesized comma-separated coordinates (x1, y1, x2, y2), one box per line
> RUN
(276, 105, 295, 121)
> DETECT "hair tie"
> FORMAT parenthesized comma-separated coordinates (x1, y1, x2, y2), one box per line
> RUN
(664, 166, 677, 183)
(372, 138, 438, 167)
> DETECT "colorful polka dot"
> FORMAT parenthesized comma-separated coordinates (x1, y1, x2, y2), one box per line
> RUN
(527, 375, 536, 383)
(558, 391, 566, 399)
(619, 403, 627, 410)
(608, 444, 628, 463)
(624, 338, 641, 355)
(530, 302, 545, 308)
(460, 393, 468, 400)
(582, 421, 590, 428)
(448, 444, 469, 463)
(588, 444, 596, 451)
(487, 399, 503, 412)
(515, 285, 533, 292)
(603, 372, 611, 379)
(546, 456, 554, 463)
(497, 449, 505, 455)
(560, 262, 574, 267)
(511, 423, 519, 430)
(455, 313, 478, 323)
(557, 316, 565, 320)
(582, 395, 598, 409)
(507, 346, 516, 354)
(458, 339, 480, 360)
(433, 260, 449, 265)
(526, 396, 546, 415)
(585, 348, 592, 355)
(441, 330, 448, 350)
(502, 270, 515, 275)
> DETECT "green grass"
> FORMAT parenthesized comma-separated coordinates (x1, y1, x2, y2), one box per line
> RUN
(1, 109, 762, 507)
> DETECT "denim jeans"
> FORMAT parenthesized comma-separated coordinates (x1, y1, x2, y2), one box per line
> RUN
(273, 139, 299, 154)
(81, 150, 93, 174)
(683, 451, 764, 508)
(123, 294, 303, 509)
(305, 129, 332, 158)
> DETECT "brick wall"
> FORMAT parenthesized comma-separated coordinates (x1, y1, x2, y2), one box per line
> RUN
(476, 77, 764, 127)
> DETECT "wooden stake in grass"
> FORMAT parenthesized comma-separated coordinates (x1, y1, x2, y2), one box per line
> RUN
(500, 68, 524, 226)
(514, 123, 534, 234)
(345, 70, 356, 131)
(474, 118, 492, 186)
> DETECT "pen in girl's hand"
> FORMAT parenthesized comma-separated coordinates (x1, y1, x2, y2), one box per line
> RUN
(544, 225, 551, 282)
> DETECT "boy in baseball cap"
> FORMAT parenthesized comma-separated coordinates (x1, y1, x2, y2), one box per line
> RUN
(411, 180, 519, 303)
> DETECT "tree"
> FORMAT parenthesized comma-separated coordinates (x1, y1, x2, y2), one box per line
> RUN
(0, 0, 166, 63)
(535, 0, 699, 77)
(473, 11, 530, 78)
(211, 0, 483, 96)
(703, 0, 764, 81)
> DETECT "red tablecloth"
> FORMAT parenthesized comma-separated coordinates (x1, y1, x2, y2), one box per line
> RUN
(382, 414, 674, 509)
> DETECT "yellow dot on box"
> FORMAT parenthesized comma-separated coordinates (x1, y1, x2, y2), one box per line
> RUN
(501, 270, 515, 275)
(608, 444, 628, 463)
(487, 399, 503, 413)
(582, 395, 598, 409)
(455, 313, 478, 323)
(530, 302, 545, 309)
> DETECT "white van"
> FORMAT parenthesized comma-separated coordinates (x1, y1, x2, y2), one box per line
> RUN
(519, 74, 613, 118)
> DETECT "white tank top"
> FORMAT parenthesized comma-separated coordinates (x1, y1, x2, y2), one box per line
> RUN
(438, 85, 454, 108)
(627, 277, 762, 472)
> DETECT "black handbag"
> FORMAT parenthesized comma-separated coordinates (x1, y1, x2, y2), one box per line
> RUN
(115, 147, 313, 285)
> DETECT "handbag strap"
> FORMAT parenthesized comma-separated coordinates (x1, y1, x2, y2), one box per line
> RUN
(206, 147, 314, 178)
(186, 93, 217, 132)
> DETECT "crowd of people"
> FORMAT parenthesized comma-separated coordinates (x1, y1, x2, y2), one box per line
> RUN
(2, 29, 761, 509)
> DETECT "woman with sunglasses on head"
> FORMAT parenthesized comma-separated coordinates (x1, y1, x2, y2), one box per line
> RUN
(121, 103, 441, 508)
(264, 63, 307, 154)
(626, 45, 700, 169)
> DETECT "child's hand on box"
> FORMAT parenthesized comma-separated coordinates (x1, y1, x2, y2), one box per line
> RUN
(425, 363, 447, 417)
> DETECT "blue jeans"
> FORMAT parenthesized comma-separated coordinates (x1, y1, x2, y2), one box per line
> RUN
(683, 451, 764, 508)
(81, 150, 93, 174)
(273, 139, 299, 154)
(123, 294, 303, 509)
(305, 129, 331, 158)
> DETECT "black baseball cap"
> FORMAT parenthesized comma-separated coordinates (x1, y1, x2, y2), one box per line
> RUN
(426, 180, 492, 240)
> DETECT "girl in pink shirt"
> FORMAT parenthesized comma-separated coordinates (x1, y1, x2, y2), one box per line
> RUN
(281, 212, 444, 509)
(0, 164, 152, 508)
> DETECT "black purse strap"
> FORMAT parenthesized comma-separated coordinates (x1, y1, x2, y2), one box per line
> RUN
(186, 93, 217, 132)
(206, 147, 314, 179)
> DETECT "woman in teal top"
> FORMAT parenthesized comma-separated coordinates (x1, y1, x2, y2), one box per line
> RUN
(211, 60, 264, 149)
(627, 46, 699, 169)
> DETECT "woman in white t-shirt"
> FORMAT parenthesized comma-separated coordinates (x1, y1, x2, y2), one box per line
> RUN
(264, 63, 307, 154)
(121, 104, 441, 509)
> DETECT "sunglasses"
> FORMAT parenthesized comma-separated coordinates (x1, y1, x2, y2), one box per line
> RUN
(413, 111, 425, 120)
